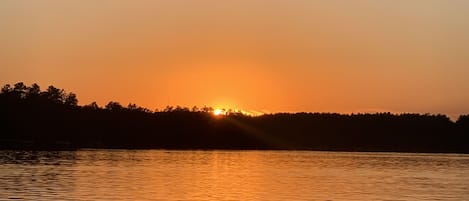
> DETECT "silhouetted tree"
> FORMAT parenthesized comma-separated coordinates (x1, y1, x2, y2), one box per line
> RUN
(64, 92, 78, 107)
(126, 103, 150, 113)
(457, 115, 469, 124)
(174, 105, 190, 112)
(163, 105, 174, 112)
(44, 85, 65, 103)
(105, 101, 124, 110)
(13, 82, 27, 99)
(1, 84, 12, 94)
(202, 106, 213, 113)
(84, 102, 100, 109)
(127, 103, 138, 110)
(26, 83, 41, 98)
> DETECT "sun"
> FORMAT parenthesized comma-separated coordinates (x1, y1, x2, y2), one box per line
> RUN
(213, 108, 226, 116)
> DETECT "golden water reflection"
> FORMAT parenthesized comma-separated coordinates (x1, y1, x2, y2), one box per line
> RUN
(1, 150, 468, 201)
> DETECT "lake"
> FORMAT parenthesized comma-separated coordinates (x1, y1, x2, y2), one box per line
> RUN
(0, 150, 468, 200)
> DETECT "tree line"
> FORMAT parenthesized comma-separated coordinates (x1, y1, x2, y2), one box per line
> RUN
(1, 82, 468, 153)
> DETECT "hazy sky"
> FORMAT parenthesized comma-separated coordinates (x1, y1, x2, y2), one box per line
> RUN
(1, 0, 469, 117)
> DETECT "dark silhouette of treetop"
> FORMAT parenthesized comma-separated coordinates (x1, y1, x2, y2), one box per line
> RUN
(105, 101, 124, 110)
(84, 101, 100, 110)
(45, 85, 65, 103)
(26, 83, 41, 98)
(64, 92, 78, 106)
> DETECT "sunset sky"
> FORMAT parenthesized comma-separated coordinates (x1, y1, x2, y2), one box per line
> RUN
(1, 0, 468, 117)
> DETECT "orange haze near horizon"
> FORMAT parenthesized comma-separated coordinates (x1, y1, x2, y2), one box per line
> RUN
(1, 0, 469, 118)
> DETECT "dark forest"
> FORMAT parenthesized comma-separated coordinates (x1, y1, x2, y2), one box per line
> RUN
(1, 82, 468, 153)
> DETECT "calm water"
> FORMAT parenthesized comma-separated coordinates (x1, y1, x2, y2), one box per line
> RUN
(0, 150, 468, 201)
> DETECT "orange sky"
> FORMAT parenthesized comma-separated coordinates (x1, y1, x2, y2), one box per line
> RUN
(1, 0, 469, 117)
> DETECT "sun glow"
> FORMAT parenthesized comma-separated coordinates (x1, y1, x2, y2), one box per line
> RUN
(213, 109, 226, 116)
(212, 107, 263, 117)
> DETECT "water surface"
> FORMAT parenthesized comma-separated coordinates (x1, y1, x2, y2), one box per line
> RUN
(0, 150, 468, 200)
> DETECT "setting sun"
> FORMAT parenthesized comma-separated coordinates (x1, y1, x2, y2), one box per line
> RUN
(213, 109, 226, 116)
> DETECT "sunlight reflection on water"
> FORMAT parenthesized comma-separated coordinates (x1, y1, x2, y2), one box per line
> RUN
(0, 150, 468, 201)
